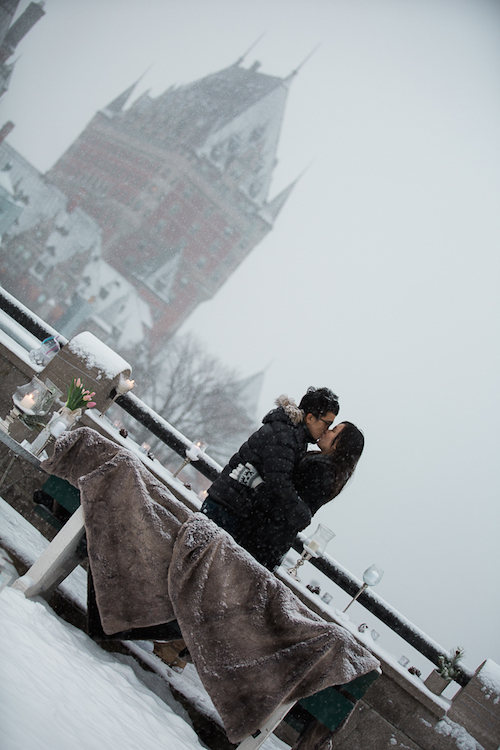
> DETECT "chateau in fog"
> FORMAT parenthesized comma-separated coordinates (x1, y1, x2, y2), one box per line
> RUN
(0, 56, 297, 349)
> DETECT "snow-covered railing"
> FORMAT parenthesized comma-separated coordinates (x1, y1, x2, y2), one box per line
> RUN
(292, 536, 474, 686)
(0, 287, 220, 482)
(114, 391, 221, 482)
(0, 286, 68, 346)
(0, 287, 473, 685)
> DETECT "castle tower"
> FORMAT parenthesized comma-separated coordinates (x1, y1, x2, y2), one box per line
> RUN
(47, 59, 296, 345)
(0, 1, 45, 100)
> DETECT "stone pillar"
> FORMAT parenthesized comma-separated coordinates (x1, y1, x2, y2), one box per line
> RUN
(447, 659, 500, 750)
(39, 331, 132, 413)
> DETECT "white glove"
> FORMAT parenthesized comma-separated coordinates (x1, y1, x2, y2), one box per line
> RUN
(229, 462, 264, 489)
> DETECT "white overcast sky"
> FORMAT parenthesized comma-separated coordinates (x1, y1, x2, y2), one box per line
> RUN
(4, 0, 500, 676)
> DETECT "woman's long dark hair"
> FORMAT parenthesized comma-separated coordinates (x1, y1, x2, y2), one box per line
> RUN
(326, 421, 364, 500)
(297, 421, 364, 505)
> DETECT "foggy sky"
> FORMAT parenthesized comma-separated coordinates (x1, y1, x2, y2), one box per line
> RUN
(4, 0, 500, 680)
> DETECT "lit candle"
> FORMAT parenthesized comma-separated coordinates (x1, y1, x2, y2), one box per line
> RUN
(116, 377, 135, 395)
(306, 540, 320, 553)
(186, 440, 207, 461)
(18, 393, 36, 413)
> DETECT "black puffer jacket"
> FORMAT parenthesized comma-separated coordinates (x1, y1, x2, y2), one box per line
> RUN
(237, 452, 337, 570)
(207, 395, 315, 527)
(293, 452, 337, 515)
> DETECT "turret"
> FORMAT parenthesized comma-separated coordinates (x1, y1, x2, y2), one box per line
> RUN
(100, 81, 139, 119)
(0, 1, 45, 102)
(0, 1, 45, 64)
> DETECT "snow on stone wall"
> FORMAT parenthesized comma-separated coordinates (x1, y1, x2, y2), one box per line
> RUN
(68, 332, 131, 380)
(477, 659, 500, 705)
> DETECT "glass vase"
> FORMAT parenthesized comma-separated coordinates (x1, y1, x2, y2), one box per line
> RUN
(28, 407, 81, 456)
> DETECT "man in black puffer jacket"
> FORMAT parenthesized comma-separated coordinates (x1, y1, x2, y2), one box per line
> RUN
(201, 387, 339, 565)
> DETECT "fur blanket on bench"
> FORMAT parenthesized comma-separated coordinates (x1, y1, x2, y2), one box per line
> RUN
(42, 427, 379, 743)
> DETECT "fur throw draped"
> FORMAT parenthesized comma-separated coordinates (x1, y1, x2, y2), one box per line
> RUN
(42, 427, 379, 743)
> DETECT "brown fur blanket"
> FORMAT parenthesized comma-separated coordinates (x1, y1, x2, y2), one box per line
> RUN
(42, 427, 379, 743)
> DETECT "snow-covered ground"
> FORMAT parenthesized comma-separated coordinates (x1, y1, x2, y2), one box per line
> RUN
(1, 495, 497, 750)
(0, 497, 289, 750)
(0, 587, 206, 750)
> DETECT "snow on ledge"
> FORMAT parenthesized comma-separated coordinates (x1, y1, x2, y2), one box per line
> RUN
(434, 717, 485, 750)
(0, 497, 87, 609)
(477, 659, 500, 704)
(68, 332, 131, 380)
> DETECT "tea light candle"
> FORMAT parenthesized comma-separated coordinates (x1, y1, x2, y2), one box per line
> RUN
(116, 377, 135, 395)
(186, 440, 207, 461)
(305, 539, 320, 553)
(18, 393, 36, 413)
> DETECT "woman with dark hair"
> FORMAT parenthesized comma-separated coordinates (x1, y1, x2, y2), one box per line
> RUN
(296, 421, 364, 510)
(234, 421, 364, 570)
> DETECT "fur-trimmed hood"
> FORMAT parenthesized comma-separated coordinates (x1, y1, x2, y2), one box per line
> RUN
(274, 394, 304, 425)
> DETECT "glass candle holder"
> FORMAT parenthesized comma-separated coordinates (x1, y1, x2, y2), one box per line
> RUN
(343, 564, 385, 612)
(173, 440, 208, 477)
(363, 564, 384, 587)
(29, 336, 61, 367)
(13, 377, 52, 415)
(304, 524, 336, 557)
(99, 374, 135, 417)
(1, 377, 61, 434)
(287, 523, 335, 580)
(28, 405, 80, 456)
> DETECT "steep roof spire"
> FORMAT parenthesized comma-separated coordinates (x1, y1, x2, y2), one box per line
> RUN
(284, 44, 321, 83)
(260, 166, 309, 224)
(233, 33, 265, 67)
(101, 81, 139, 118)
(261, 181, 296, 224)
(100, 66, 152, 118)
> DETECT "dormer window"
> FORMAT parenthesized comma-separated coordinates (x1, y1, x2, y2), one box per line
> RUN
(249, 180, 262, 198)
(227, 136, 240, 153)
(250, 126, 265, 142)
(211, 144, 223, 161)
